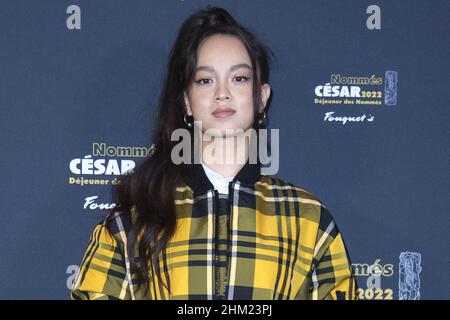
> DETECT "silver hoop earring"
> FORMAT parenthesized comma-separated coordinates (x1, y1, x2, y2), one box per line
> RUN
(257, 111, 267, 125)
(184, 114, 194, 128)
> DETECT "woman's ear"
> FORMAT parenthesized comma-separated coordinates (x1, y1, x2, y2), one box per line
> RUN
(259, 83, 271, 113)
(183, 91, 192, 116)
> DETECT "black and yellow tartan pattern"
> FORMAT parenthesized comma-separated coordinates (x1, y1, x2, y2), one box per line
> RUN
(71, 161, 358, 300)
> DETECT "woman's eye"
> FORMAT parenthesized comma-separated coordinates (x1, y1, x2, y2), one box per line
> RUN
(195, 76, 250, 85)
(195, 79, 211, 85)
(234, 76, 250, 82)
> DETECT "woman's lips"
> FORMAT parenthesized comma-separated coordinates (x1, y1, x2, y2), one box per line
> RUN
(212, 109, 236, 118)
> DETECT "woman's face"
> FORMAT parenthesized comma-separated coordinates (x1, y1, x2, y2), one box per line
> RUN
(184, 34, 270, 137)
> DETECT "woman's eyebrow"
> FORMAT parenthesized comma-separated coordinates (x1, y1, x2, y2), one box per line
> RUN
(194, 63, 253, 74)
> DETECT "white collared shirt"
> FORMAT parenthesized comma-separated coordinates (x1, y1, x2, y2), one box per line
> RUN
(201, 163, 234, 195)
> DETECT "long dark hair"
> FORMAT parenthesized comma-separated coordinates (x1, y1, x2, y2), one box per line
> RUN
(105, 5, 274, 296)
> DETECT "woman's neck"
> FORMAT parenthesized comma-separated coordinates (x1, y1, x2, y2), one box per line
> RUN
(199, 133, 250, 178)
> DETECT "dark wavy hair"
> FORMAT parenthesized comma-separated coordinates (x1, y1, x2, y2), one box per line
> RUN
(105, 5, 275, 296)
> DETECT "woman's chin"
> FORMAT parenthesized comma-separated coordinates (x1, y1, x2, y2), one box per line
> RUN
(203, 127, 248, 138)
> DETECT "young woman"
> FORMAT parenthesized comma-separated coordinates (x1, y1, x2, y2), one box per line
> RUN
(71, 6, 357, 300)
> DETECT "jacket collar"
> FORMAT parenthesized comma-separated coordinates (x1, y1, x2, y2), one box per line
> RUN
(181, 159, 261, 194)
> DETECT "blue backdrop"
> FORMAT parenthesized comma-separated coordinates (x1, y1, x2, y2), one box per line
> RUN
(1, 0, 449, 299)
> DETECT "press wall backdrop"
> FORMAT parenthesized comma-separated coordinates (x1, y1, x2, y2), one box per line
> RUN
(1, 0, 449, 299)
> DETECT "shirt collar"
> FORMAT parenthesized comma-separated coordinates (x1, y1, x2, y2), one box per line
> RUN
(201, 162, 233, 182)
(181, 158, 262, 194)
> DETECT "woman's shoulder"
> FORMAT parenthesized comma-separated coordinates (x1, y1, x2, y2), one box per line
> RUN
(258, 174, 324, 206)
(258, 174, 345, 248)
(258, 174, 337, 223)
(99, 208, 136, 242)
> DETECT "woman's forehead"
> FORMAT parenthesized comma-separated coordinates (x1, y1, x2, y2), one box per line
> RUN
(193, 63, 253, 75)
(196, 34, 252, 65)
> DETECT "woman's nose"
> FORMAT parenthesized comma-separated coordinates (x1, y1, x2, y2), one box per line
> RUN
(214, 81, 231, 101)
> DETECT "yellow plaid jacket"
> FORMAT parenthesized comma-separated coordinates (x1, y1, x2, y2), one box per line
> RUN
(71, 160, 358, 300)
